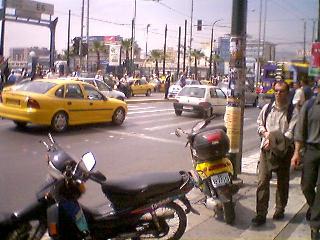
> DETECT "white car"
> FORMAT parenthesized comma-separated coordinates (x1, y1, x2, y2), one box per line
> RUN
(217, 81, 258, 107)
(168, 79, 201, 98)
(173, 85, 227, 118)
(78, 78, 126, 101)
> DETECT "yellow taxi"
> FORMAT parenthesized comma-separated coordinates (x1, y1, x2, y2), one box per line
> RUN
(0, 79, 128, 132)
(129, 78, 154, 96)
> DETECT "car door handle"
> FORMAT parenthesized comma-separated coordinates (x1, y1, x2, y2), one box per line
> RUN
(89, 102, 93, 106)
(67, 101, 72, 105)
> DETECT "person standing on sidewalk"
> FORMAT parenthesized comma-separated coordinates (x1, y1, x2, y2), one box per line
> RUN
(164, 72, 171, 99)
(291, 79, 320, 240)
(251, 81, 298, 227)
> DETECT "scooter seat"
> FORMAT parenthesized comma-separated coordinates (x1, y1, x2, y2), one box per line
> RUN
(101, 172, 183, 209)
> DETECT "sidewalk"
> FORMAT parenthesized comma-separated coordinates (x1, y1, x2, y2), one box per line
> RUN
(183, 151, 309, 240)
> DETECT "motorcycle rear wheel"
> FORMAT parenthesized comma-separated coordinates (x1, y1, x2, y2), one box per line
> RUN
(139, 202, 187, 240)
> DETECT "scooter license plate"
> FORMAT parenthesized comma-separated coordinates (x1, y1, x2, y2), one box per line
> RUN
(210, 173, 230, 187)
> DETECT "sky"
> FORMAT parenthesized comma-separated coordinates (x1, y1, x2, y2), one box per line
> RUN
(1, 0, 318, 59)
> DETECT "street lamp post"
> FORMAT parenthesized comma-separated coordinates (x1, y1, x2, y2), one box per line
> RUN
(209, 19, 222, 80)
(146, 24, 150, 59)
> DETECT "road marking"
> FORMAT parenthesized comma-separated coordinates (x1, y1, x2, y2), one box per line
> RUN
(144, 119, 199, 131)
(127, 108, 173, 115)
(107, 130, 183, 145)
(127, 111, 173, 120)
(128, 106, 156, 110)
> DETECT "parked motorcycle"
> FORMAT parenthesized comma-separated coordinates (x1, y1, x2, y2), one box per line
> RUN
(0, 134, 198, 239)
(175, 117, 239, 225)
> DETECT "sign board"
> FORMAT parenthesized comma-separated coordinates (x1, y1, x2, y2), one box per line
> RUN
(309, 42, 320, 77)
(109, 45, 121, 66)
(7, 0, 54, 19)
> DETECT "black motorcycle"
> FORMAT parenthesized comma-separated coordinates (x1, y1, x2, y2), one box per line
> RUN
(0, 134, 198, 239)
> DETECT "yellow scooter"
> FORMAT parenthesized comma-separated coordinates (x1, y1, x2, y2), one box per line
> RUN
(175, 118, 239, 224)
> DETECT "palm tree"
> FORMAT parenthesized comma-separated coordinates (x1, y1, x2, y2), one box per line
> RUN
(191, 49, 205, 79)
(91, 41, 107, 71)
(148, 49, 162, 77)
(121, 38, 132, 73)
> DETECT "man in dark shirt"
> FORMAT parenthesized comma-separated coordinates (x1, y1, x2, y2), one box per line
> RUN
(291, 79, 320, 240)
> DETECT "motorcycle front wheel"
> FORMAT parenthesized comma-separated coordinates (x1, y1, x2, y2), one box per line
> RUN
(139, 202, 187, 240)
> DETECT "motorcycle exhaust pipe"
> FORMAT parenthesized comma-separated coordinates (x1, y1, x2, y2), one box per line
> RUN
(140, 210, 174, 221)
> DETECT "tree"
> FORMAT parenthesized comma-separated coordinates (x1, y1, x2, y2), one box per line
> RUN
(148, 49, 162, 77)
(121, 38, 132, 74)
(91, 41, 107, 71)
(191, 49, 205, 79)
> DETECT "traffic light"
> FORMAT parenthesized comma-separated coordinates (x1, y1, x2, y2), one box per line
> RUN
(72, 37, 80, 55)
(197, 20, 202, 31)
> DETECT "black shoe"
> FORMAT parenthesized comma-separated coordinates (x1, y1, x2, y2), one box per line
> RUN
(251, 215, 266, 226)
(306, 208, 311, 221)
(273, 210, 284, 220)
(311, 228, 320, 240)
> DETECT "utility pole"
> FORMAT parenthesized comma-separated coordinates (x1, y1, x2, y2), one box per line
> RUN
(67, 10, 71, 71)
(86, 0, 89, 72)
(79, 0, 84, 70)
(177, 26, 181, 78)
(163, 24, 167, 76)
(188, 0, 194, 76)
(183, 19, 187, 73)
(262, 0, 267, 57)
(0, 0, 6, 56)
(209, 19, 222, 80)
(256, 0, 263, 84)
(225, 0, 247, 178)
(132, 0, 136, 75)
(303, 20, 306, 63)
(145, 24, 150, 59)
(318, 0, 320, 41)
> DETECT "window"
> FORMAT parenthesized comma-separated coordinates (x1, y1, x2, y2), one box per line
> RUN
(84, 85, 104, 100)
(140, 79, 147, 85)
(178, 87, 205, 98)
(65, 84, 84, 99)
(55, 86, 64, 98)
(216, 89, 226, 98)
(96, 80, 110, 91)
(210, 88, 217, 98)
(14, 81, 56, 94)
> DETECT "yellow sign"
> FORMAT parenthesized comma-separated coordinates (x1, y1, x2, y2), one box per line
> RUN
(224, 106, 241, 153)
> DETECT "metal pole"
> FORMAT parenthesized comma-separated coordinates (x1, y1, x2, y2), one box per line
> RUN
(256, 0, 262, 84)
(318, 0, 320, 41)
(131, 18, 134, 74)
(86, 0, 89, 72)
(177, 26, 181, 78)
(226, 0, 247, 178)
(0, 0, 6, 56)
(132, 0, 136, 74)
(188, 0, 194, 76)
(163, 24, 167, 76)
(183, 19, 187, 72)
(262, 0, 267, 57)
(209, 27, 213, 78)
(146, 24, 150, 58)
(67, 10, 71, 71)
(312, 19, 316, 43)
(49, 18, 58, 69)
(303, 20, 306, 63)
(80, 0, 84, 70)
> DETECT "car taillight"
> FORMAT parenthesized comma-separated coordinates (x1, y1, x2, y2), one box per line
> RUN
(27, 98, 40, 109)
(199, 102, 210, 108)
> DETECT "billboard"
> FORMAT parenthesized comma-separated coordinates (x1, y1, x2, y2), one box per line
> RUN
(309, 42, 320, 77)
(109, 45, 121, 66)
(7, 0, 54, 19)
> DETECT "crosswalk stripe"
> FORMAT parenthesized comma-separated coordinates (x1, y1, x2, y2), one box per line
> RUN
(127, 108, 173, 115)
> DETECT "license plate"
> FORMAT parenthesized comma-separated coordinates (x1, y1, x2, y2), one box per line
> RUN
(6, 99, 20, 105)
(211, 173, 230, 187)
(183, 106, 193, 110)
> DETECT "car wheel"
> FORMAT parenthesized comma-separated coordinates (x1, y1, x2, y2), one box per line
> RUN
(175, 109, 182, 116)
(146, 89, 151, 96)
(203, 108, 212, 119)
(14, 121, 27, 129)
(112, 107, 126, 125)
(51, 111, 68, 132)
(130, 90, 134, 97)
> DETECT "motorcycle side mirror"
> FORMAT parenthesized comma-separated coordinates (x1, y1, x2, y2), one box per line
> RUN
(175, 128, 184, 137)
(192, 121, 206, 133)
(81, 152, 96, 171)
